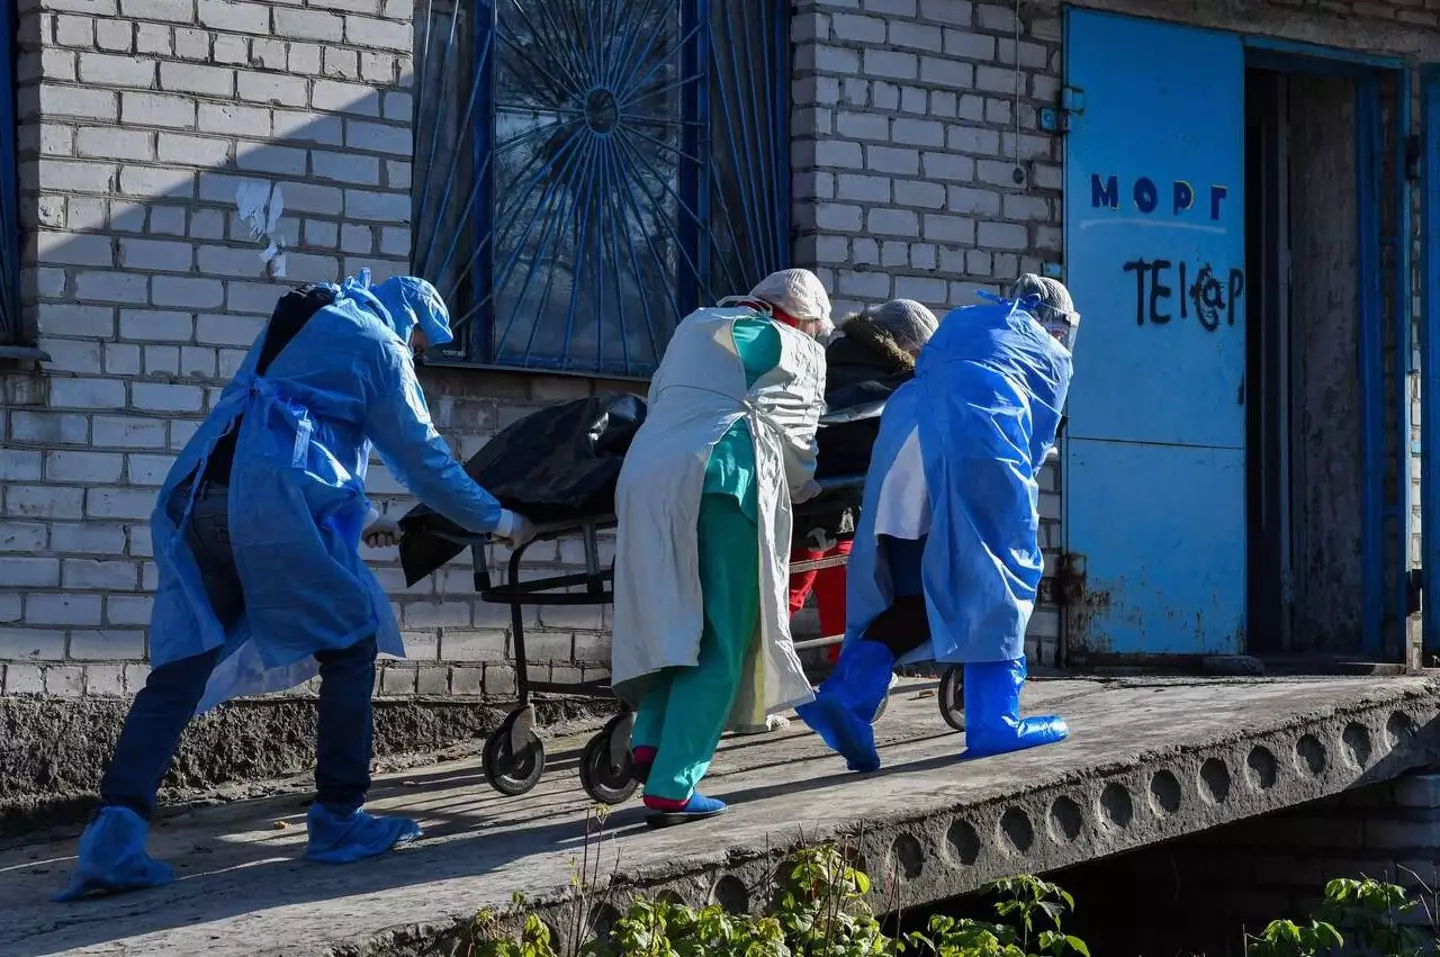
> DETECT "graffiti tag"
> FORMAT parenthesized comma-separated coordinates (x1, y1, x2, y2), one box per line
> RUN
(1123, 258, 1245, 331)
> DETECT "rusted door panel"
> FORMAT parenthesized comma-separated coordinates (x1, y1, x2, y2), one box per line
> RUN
(1064, 442, 1246, 656)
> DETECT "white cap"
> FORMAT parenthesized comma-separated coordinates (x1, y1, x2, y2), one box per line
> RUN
(865, 298, 939, 354)
(748, 269, 832, 325)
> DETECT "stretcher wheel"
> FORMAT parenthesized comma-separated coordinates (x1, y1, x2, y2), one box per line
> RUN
(939, 665, 965, 732)
(579, 720, 639, 806)
(483, 719, 546, 796)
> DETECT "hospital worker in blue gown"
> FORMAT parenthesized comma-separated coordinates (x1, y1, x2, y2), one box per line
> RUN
(798, 275, 1080, 772)
(56, 272, 535, 901)
(611, 269, 830, 828)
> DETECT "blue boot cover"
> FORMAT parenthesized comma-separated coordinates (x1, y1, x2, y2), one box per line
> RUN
(796, 640, 894, 772)
(55, 806, 174, 902)
(962, 657, 1069, 759)
(305, 803, 422, 864)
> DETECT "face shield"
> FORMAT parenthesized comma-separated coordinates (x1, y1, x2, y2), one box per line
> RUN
(1032, 301, 1081, 353)
(1009, 274, 1080, 354)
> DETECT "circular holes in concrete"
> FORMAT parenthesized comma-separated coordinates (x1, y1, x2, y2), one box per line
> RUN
(1343, 722, 1373, 768)
(1100, 783, 1134, 829)
(1246, 745, 1278, 790)
(1048, 795, 1083, 843)
(712, 875, 749, 914)
(1149, 770, 1183, 816)
(1387, 711, 1417, 748)
(1000, 807, 1035, 853)
(889, 833, 925, 882)
(1295, 734, 1327, 776)
(1199, 758, 1232, 804)
(946, 818, 981, 865)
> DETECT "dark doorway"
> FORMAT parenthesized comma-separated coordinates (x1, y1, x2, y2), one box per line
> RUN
(1245, 66, 1366, 656)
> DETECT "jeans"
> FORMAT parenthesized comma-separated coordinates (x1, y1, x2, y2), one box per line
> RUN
(100, 479, 378, 818)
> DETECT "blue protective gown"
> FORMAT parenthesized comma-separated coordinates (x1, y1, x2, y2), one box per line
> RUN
(843, 295, 1072, 665)
(149, 275, 506, 713)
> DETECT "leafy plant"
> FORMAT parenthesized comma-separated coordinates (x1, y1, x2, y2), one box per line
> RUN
(1244, 876, 1438, 957)
(465, 840, 1090, 957)
(908, 876, 1088, 957)
(1315, 876, 1429, 956)
(1244, 918, 1345, 957)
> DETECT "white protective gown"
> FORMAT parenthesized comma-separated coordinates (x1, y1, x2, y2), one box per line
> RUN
(611, 306, 826, 728)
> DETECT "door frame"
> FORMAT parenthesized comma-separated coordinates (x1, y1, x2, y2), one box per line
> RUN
(1422, 67, 1440, 659)
(1059, 9, 1413, 663)
(1247, 39, 1411, 661)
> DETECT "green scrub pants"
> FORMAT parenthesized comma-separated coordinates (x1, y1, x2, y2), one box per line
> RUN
(631, 492, 760, 802)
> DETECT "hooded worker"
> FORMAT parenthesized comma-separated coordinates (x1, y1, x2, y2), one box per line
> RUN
(611, 268, 831, 827)
(789, 299, 940, 660)
(798, 275, 1080, 772)
(57, 271, 535, 902)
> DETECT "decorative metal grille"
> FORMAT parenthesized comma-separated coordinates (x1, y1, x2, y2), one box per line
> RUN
(413, 0, 790, 377)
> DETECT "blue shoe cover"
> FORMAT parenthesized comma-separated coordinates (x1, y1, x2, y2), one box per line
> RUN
(54, 807, 174, 902)
(829, 639, 898, 721)
(798, 639, 893, 771)
(798, 691, 882, 772)
(305, 803, 422, 864)
(645, 793, 727, 828)
(961, 657, 1069, 759)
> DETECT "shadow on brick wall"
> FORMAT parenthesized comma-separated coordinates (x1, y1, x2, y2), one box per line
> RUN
(0, 67, 623, 816)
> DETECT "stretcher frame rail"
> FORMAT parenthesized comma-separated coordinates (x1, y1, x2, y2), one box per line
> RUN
(421, 475, 890, 801)
(430, 475, 866, 701)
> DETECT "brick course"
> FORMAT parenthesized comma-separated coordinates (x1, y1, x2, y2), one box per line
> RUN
(2, 0, 1436, 697)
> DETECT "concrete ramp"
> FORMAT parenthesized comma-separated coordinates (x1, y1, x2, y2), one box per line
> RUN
(3, 675, 1438, 957)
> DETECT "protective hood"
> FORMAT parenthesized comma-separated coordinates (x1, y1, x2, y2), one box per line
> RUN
(336, 270, 454, 347)
(372, 275, 454, 347)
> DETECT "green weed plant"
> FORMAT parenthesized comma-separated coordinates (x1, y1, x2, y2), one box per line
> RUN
(465, 810, 1440, 957)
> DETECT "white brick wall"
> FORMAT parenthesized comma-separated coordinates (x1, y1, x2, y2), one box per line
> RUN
(3, 0, 616, 700)
(0, 0, 445, 697)
(2, 0, 1434, 698)
(793, 0, 1066, 664)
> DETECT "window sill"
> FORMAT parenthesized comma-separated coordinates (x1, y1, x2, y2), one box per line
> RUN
(0, 345, 51, 362)
(420, 354, 652, 383)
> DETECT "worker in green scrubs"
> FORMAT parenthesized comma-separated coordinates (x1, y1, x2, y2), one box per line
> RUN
(612, 270, 832, 827)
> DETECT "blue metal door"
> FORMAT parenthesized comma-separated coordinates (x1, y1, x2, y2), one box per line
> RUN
(1063, 11, 1247, 658)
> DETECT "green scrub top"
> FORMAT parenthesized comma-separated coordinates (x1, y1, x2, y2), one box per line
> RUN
(702, 317, 783, 521)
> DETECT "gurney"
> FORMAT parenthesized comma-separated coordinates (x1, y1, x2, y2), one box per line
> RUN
(415, 475, 871, 804)
(395, 393, 975, 802)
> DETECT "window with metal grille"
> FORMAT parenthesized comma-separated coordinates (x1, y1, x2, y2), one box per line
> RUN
(0, 0, 23, 355)
(413, 0, 791, 378)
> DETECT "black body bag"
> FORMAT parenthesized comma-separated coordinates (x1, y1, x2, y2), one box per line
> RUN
(398, 393, 646, 585)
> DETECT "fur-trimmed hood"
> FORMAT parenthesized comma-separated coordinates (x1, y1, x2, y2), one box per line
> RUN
(840, 312, 916, 375)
